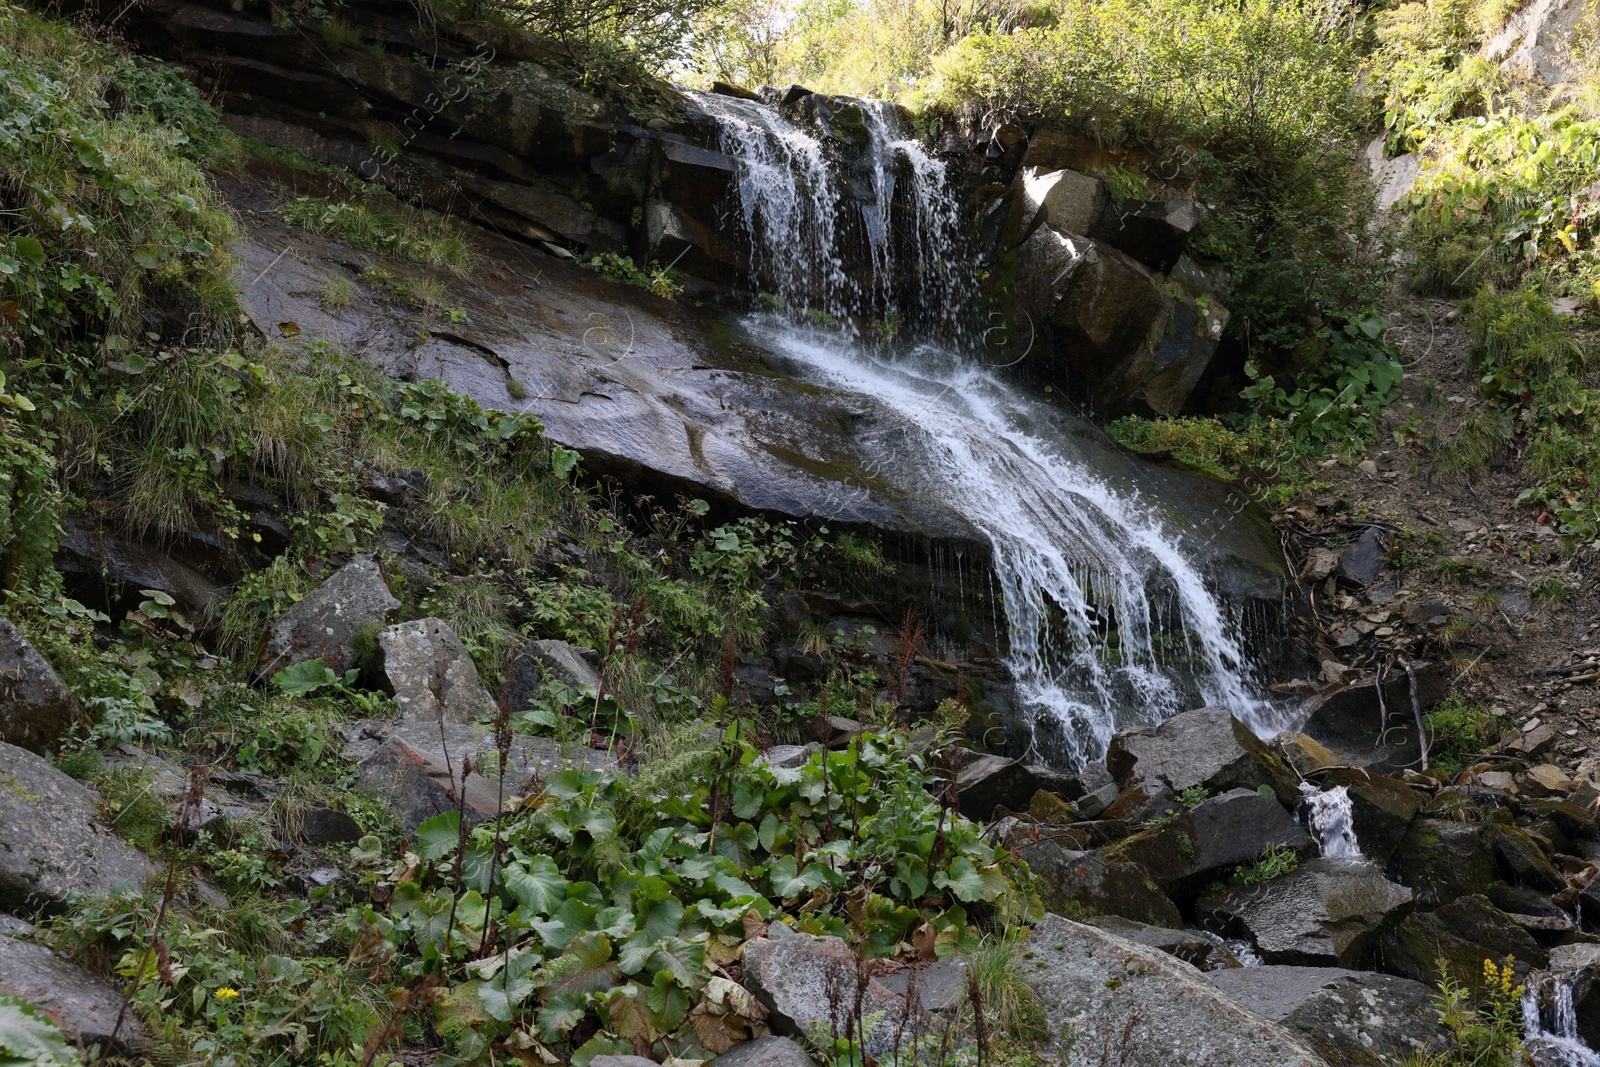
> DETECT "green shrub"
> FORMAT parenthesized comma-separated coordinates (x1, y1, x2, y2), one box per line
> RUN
(1424, 694, 1497, 777)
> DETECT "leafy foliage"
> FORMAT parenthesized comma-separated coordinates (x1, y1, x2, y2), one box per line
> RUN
(0, 995, 78, 1067)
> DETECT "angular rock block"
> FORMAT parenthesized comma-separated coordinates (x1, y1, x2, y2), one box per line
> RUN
(0, 936, 156, 1057)
(0, 741, 158, 911)
(379, 617, 498, 724)
(257, 554, 398, 678)
(1017, 838, 1183, 928)
(1195, 857, 1415, 968)
(1019, 913, 1331, 1067)
(1108, 788, 1312, 899)
(0, 618, 81, 751)
(1207, 965, 1450, 1066)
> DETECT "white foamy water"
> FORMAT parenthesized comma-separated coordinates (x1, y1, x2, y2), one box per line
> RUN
(690, 90, 1285, 766)
(1300, 783, 1364, 861)
(1526, 974, 1600, 1067)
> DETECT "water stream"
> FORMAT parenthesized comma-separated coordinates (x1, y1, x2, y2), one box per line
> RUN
(1525, 973, 1600, 1067)
(1299, 783, 1364, 861)
(693, 91, 1286, 766)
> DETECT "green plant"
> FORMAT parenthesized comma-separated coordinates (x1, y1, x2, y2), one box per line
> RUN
(1424, 694, 1497, 777)
(0, 994, 80, 1066)
(583, 252, 683, 300)
(1177, 785, 1210, 810)
(1403, 956, 1524, 1067)
(1530, 576, 1573, 601)
(282, 195, 470, 268)
(1232, 843, 1299, 885)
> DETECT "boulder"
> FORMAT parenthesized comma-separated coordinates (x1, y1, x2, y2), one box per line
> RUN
(1086, 255, 1229, 416)
(1085, 915, 1216, 967)
(0, 936, 156, 1057)
(1106, 707, 1293, 797)
(741, 933, 922, 1059)
(1296, 664, 1447, 772)
(0, 741, 158, 911)
(1107, 788, 1313, 898)
(1488, 814, 1566, 891)
(952, 755, 1056, 821)
(0, 618, 82, 751)
(1381, 895, 1548, 985)
(709, 1036, 818, 1066)
(343, 718, 621, 830)
(1310, 769, 1424, 865)
(1089, 198, 1202, 274)
(1012, 228, 1165, 381)
(1018, 913, 1331, 1067)
(257, 554, 398, 678)
(1386, 818, 1498, 907)
(1336, 528, 1386, 587)
(1195, 858, 1415, 968)
(1019, 166, 1109, 239)
(519, 638, 602, 693)
(1017, 838, 1183, 927)
(55, 521, 226, 621)
(874, 958, 970, 1012)
(299, 805, 363, 845)
(378, 618, 498, 725)
(1100, 779, 1181, 824)
(102, 745, 262, 835)
(1206, 965, 1451, 1066)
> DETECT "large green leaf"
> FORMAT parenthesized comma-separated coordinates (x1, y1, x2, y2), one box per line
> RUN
(505, 856, 567, 915)
(533, 898, 597, 952)
(933, 856, 987, 903)
(535, 992, 587, 1042)
(539, 932, 620, 1000)
(0, 995, 78, 1066)
(637, 896, 683, 942)
(415, 812, 462, 862)
(478, 973, 538, 1023)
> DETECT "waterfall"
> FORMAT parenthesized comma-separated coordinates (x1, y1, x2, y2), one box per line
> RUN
(691, 90, 1284, 767)
(1299, 783, 1364, 861)
(1525, 974, 1600, 1067)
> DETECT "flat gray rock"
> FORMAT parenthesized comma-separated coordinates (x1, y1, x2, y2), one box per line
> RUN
(1019, 913, 1331, 1067)
(0, 934, 155, 1056)
(0, 618, 81, 752)
(520, 638, 602, 693)
(379, 617, 497, 724)
(1208, 965, 1449, 1066)
(1105, 706, 1289, 795)
(710, 1035, 819, 1066)
(257, 554, 398, 678)
(0, 741, 158, 911)
(1196, 858, 1414, 968)
(742, 933, 923, 1059)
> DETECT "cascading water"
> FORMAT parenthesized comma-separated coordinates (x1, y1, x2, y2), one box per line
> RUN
(1299, 783, 1364, 861)
(693, 90, 1285, 767)
(1524, 974, 1600, 1067)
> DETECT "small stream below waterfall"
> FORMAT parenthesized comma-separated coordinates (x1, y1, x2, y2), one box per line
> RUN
(690, 90, 1287, 766)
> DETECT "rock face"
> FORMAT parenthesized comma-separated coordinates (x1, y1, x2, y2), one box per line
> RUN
(519, 639, 603, 693)
(1386, 819, 1498, 907)
(1381, 895, 1548, 984)
(708, 1035, 817, 1066)
(0, 936, 156, 1056)
(342, 718, 621, 830)
(1106, 707, 1294, 797)
(741, 933, 922, 1059)
(257, 554, 398, 678)
(1107, 788, 1313, 898)
(0, 741, 159, 911)
(0, 618, 81, 751)
(1018, 913, 1331, 1067)
(1207, 965, 1451, 1066)
(1195, 858, 1415, 968)
(1017, 838, 1184, 927)
(379, 618, 498, 724)
(1483, 0, 1591, 85)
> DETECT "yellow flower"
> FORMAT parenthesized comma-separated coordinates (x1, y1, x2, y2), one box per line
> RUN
(214, 987, 240, 1001)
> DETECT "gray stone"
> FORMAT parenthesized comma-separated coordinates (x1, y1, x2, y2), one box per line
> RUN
(343, 718, 620, 830)
(0, 934, 156, 1056)
(757, 743, 820, 770)
(1386, 818, 1498, 907)
(1085, 915, 1216, 967)
(589, 1057, 660, 1067)
(56, 521, 225, 621)
(1366, 136, 1422, 211)
(1109, 788, 1313, 898)
(1207, 965, 1450, 1066)
(1337, 528, 1386, 587)
(1021, 166, 1108, 238)
(709, 1035, 818, 1066)
(1017, 838, 1184, 927)
(0, 913, 34, 936)
(1106, 706, 1293, 796)
(952, 754, 1055, 821)
(299, 805, 362, 845)
(1195, 858, 1415, 968)
(379, 618, 498, 724)
(1483, 0, 1591, 85)
(0, 741, 158, 911)
(520, 638, 602, 693)
(1296, 664, 1448, 773)
(1381, 895, 1548, 986)
(741, 933, 923, 1059)
(0, 618, 81, 752)
(1018, 913, 1331, 1067)
(874, 958, 970, 1012)
(102, 745, 262, 834)
(257, 554, 398, 678)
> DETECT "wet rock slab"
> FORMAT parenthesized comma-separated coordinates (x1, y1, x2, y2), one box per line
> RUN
(0, 936, 157, 1057)
(1195, 858, 1414, 968)
(1207, 965, 1450, 1066)
(1018, 913, 1331, 1067)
